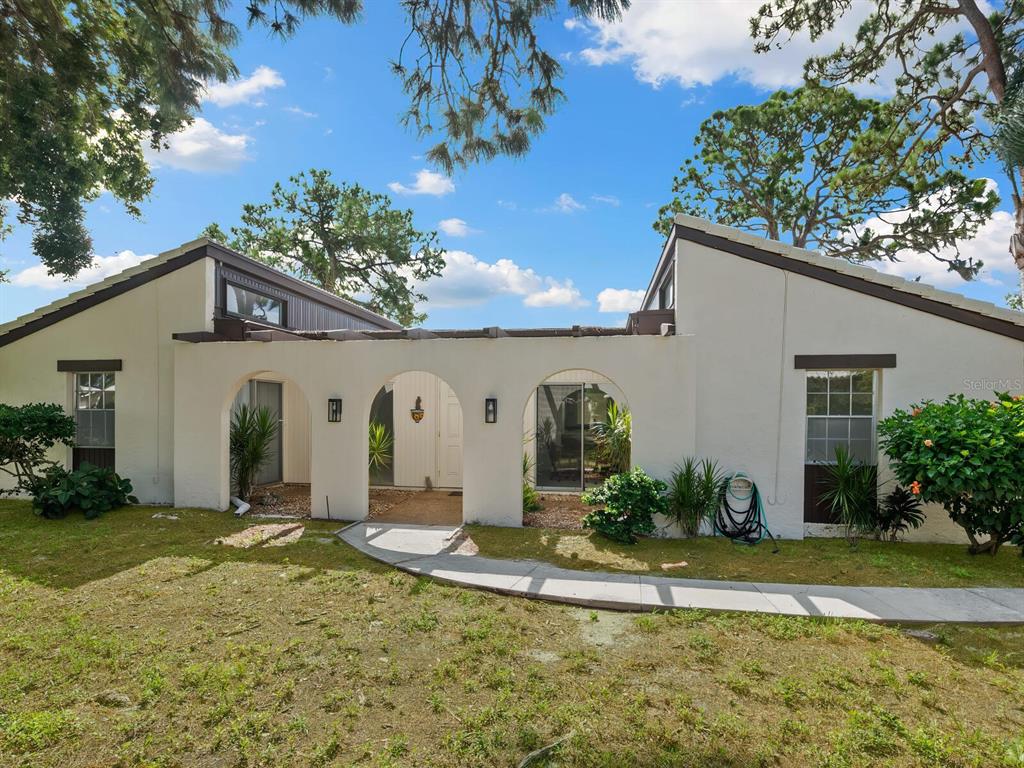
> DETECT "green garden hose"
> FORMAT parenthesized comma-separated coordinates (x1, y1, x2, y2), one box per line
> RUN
(715, 473, 779, 551)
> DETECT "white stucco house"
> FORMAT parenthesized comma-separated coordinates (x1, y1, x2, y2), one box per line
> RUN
(2, 214, 1022, 542)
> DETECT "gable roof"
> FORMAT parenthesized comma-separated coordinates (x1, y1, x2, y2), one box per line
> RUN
(0, 238, 400, 348)
(645, 214, 1024, 343)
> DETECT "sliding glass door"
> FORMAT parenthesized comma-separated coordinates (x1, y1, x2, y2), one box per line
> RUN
(535, 384, 616, 490)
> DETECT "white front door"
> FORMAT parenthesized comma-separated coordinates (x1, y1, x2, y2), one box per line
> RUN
(437, 380, 463, 488)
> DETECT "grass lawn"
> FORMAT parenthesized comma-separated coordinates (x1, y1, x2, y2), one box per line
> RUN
(466, 526, 1024, 588)
(1, 500, 1023, 767)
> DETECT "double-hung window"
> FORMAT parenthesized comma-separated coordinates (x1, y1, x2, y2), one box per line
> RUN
(805, 369, 875, 464)
(74, 372, 116, 468)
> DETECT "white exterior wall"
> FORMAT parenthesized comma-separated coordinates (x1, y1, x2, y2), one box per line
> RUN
(672, 240, 1024, 541)
(389, 371, 463, 489)
(172, 335, 694, 525)
(0, 258, 215, 502)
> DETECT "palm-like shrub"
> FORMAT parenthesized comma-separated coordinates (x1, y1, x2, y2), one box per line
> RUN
(667, 457, 725, 537)
(229, 405, 278, 501)
(522, 452, 541, 513)
(368, 421, 394, 471)
(874, 485, 925, 542)
(592, 401, 631, 474)
(818, 445, 877, 545)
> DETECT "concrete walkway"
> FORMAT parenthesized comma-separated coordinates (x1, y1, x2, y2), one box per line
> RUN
(339, 522, 1024, 625)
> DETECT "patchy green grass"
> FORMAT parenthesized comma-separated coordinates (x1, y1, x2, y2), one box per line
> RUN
(1, 499, 1024, 767)
(466, 525, 1024, 588)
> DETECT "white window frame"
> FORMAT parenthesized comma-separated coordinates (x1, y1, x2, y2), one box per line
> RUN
(804, 369, 878, 465)
(74, 371, 116, 449)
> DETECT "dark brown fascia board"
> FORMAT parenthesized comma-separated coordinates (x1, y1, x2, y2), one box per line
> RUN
(794, 354, 897, 370)
(0, 245, 210, 349)
(57, 359, 123, 372)
(207, 243, 402, 330)
(641, 236, 678, 310)
(172, 331, 232, 343)
(673, 224, 1024, 343)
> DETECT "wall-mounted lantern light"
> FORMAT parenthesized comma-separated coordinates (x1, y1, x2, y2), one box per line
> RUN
(484, 397, 498, 424)
(327, 398, 343, 422)
(410, 395, 425, 423)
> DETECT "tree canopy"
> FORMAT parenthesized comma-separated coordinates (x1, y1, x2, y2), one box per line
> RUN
(204, 169, 445, 326)
(751, 0, 1024, 285)
(656, 85, 997, 277)
(1, 0, 628, 280)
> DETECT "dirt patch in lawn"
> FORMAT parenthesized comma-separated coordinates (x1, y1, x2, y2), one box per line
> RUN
(2, 500, 1024, 768)
(370, 490, 462, 525)
(524, 492, 590, 529)
(248, 483, 310, 517)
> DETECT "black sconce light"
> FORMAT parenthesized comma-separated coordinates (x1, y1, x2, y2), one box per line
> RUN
(327, 398, 343, 422)
(484, 397, 498, 424)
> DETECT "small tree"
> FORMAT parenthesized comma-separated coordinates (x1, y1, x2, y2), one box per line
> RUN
(0, 403, 76, 496)
(229, 405, 278, 502)
(581, 468, 668, 544)
(877, 393, 1024, 555)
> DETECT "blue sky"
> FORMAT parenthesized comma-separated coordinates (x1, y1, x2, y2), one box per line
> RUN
(1, 1, 1019, 328)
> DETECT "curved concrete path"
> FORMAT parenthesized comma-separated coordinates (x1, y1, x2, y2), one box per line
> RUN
(339, 522, 1024, 625)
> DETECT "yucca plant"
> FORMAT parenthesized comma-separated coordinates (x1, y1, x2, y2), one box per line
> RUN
(522, 451, 541, 513)
(592, 401, 631, 474)
(368, 422, 394, 471)
(667, 457, 725, 537)
(819, 445, 877, 546)
(229, 405, 279, 501)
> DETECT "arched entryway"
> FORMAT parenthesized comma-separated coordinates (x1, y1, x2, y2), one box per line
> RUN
(521, 369, 630, 525)
(223, 370, 312, 516)
(365, 370, 464, 525)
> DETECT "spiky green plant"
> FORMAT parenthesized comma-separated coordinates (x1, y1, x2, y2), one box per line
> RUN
(667, 457, 726, 537)
(819, 445, 877, 546)
(592, 401, 631, 474)
(368, 422, 394, 471)
(230, 404, 279, 501)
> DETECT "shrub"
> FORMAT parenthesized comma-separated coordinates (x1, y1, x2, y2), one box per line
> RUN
(229, 404, 279, 501)
(32, 462, 138, 519)
(0, 402, 76, 496)
(667, 457, 725, 537)
(818, 445, 877, 545)
(592, 401, 631, 475)
(873, 485, 925, 542)
(877, 392, 1024, 554)
(581, 467, 667, 544)
(368, 421, 394, 471)
(522, 452, 541, 513)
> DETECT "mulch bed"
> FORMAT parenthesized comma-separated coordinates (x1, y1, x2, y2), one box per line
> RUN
(523, 493, 591, 530)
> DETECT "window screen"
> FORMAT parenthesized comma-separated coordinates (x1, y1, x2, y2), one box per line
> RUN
(806, 370, 875, 464)
(226, 283, 284, 325)
(75, 372, 115, 448)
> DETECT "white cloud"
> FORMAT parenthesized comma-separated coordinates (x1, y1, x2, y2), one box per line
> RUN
(868, 209, 1019, 290)
(144, 118, 251, 173)
(388, 169, 455, 196)
(11, 250, 154, 290)
(419, 250, 588, 309)
(523, 279, 589, 308)
(572, 1, 878, 92)
(438, 218, 477, 237)
(549, 193, 585, 213)
(284, 106, 318, 118)
(591, 194, 620, 207)
(597, 287, 645, 313)
(204, 66, 285, 107)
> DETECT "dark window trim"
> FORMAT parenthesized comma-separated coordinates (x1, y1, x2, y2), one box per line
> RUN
(58, 359, 122, 372)
(794, 354, 896, 370)
(221, 279, 287, 328)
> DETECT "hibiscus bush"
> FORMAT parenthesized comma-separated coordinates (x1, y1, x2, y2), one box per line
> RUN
(877, 392, 1024, 554)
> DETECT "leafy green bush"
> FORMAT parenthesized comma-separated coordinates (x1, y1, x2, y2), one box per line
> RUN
(0, 402, 76, 496)
(873, 485, 925, 542)
(667, 457, 725, 537)
(32, 463, 138, 519)
(818, 445, 877, 545)
(229, 405, 279, 501)
(877, 392, 1024, 554)
(581, 467, 668, 544)
(592, 401, 631, 475)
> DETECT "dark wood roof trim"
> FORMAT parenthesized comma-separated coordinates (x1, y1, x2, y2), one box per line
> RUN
(641, 237, 677, 310)
(0, 246, 209, 349)
(57, 359, 123, 372)
(172, 331, 232, 343)
(794, 354, 896, 369)
(674, 225, 1024, 343)
(172, 323, 636, 343)
(207, 243, 401, 330)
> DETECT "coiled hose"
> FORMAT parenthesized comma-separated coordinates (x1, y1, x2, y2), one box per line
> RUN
(715, 473, 779, 551)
